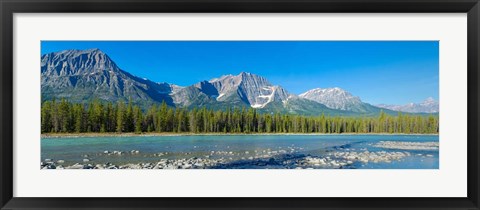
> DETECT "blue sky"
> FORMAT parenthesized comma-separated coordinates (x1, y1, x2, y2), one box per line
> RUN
(41, 41, 439, 105)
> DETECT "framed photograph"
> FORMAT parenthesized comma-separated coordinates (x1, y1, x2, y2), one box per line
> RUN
(1, 0, 479, 209)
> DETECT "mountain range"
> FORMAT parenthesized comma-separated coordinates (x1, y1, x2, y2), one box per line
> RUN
(41, 49, 439, 116)
(376, 97, 439, 113)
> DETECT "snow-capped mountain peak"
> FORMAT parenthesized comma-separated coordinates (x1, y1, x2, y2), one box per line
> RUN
(208, 72, 290, 108)
(299, 87, 363, 111)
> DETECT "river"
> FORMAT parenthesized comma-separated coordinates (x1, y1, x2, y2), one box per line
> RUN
(41, 134, 439, 169)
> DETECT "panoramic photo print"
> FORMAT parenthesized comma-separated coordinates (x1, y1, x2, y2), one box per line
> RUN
(40, 41, 439, 169)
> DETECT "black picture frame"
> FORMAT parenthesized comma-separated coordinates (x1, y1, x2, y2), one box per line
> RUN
(1, 0, 479, 209)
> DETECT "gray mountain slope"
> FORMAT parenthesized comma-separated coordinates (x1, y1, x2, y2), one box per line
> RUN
(41, 48, 175, 106)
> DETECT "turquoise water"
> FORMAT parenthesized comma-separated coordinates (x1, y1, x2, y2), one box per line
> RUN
(41, 134, 439, 169)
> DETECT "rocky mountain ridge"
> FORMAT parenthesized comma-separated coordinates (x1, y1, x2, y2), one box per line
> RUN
(41, 49, 438, 115)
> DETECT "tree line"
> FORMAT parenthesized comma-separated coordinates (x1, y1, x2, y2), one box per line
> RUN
(41, 99, 439, 134)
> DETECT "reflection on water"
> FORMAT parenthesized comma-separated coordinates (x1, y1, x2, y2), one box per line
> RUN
(41, 134, 439, 169)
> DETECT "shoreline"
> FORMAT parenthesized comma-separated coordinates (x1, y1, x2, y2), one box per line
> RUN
(41, 132, 439, 138)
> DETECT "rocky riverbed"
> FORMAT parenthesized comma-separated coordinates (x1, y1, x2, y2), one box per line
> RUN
(41, 135, 440, 169)
(41, 147, 429, 169)
(373, 141, 439, 150)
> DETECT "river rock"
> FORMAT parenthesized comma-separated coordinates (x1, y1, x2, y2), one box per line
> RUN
(66, 163, 84, 169)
